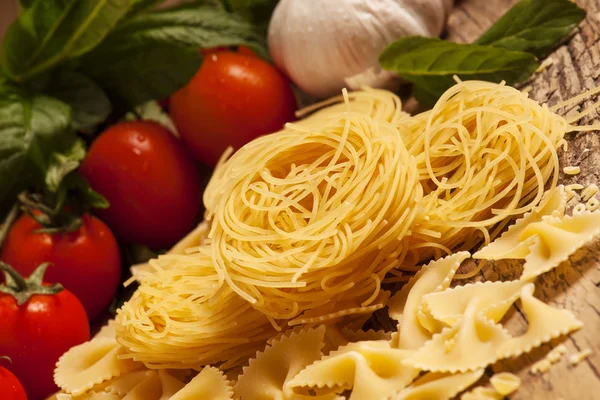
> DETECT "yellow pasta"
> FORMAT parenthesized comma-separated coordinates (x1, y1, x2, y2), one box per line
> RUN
(115, 247, 277, 370)
(489, 372, 520, 396)
(287, 340, 419, 400)
(393, 370, 485, 400)
(399, 80, 566, 262)
(234, 327, 327, 400)
(204, 89, 422, 321)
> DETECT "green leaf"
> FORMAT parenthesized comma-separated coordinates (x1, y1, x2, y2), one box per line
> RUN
(224, 0, 279, 27)
(124, 101, 178, 134)
(379, 36, 539, 106)
(0, 83, 73, 218)
(127, 0, 165, 16)
(1, 0, 132, 82)
(54, 172, 109, 213)
(45, 71, 112, 131)
(475, 0, 586, 58)
(81, 43, 201, 108)
(45, 138, 86, 193)
(94, 6, 268, 59)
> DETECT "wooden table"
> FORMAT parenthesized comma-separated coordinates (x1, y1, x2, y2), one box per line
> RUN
(447, 1, 600, 398)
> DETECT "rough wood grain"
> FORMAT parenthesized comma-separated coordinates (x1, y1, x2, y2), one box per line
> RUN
(446, 1, 600, 399)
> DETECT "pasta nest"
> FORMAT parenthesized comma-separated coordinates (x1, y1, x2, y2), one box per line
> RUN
(397, 81, 568, 261)
(115, 247, 277, 370)
(203, 108, 423, 320)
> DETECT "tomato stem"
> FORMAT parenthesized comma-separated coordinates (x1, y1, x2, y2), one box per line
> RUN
(0, 262, 63, 305)
(0, 203, 19, 250)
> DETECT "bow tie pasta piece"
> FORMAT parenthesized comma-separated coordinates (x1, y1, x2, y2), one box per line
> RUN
(520, 211, 600, 280)
(404, 300, 510, 373)
(497, 283, 582, 359)
(422, 280, 527, 326)
(388, 252, 470, 349)
(392, 370, 484, 400)
(170, 367, 233, 400)
(234, 326, 327, 400)
(287, 340, 420, 400)
(54, 338, 141, 396)
(473, 185, 566, 260)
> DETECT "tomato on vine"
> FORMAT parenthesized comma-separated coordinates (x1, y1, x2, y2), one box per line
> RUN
(0, 263, 90, 400)
(1, 210, 121, 321)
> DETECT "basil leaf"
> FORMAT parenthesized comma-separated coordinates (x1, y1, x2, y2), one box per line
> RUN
(45, 71, 112, 131)
(0, 84, 73, 218)
(45, 138, 86, 193)
(124, 101, 178, 134)
(81, 43, 201, 108)
(128, 0, 165, 15)
(95, 6, 267, 59)
(1, 0, 132, 82)
(54, 172, 109, 213)
(475, 0, 585, 58)
(223, 0, 279, 27)
(379, 36, 539, 106)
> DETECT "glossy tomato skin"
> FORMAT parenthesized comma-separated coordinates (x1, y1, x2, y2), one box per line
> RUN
(80, 121, 202, 250)
(170, 50, 297, 166)
(1, 213, 121, 320)
(0, 288, 89, 400)
(0, 365, 27, 400)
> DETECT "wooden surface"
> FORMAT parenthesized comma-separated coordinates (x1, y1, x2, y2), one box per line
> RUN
(447, 1, 600, 399)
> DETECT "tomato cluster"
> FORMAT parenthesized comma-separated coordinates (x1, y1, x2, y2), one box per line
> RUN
(0, 47, 296, 399)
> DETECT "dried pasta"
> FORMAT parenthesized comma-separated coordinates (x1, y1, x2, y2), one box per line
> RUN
(393, 370, 485, 400)
(287, 340, 419, 400)
(387, 252, 470, 349)
(115, 247, 277, 370)
(234, 327, 327, 400)
(54, 338, 140, 396)
(204, 90, 422, 321)
(489, 372, 520, 396)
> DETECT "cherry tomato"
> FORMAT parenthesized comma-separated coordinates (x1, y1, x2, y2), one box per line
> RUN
(1, 212, 121, 320)
(170, 50, 297, 166)
(0, 364, 27, 400)
(80, 121, 202, 250)
(0, 265, 89, 400)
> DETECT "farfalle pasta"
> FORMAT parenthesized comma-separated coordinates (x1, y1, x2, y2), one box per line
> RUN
(392, 370, 485, 400)
(54, 338, 141, 396)
(234, 327, 327, 400)
(387, 252, 470, 349)
(287, 340, 419, 400)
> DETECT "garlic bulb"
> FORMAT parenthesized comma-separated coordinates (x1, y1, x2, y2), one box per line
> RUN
(268, 0, 454, 98)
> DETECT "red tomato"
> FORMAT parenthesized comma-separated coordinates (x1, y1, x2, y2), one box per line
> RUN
(0, 269, 89, 400)
(0, 364, 27, 400)
(1, 213, 121, 320)
(80, 121, 202, 250)
(170, 50, 297, 166)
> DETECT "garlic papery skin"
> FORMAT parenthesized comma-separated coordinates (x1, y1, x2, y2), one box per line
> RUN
(268, 0, 454, 99)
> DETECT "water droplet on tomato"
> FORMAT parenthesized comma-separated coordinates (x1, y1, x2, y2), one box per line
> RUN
(133, 148, 142, 156)
(136, 134, 146, 142)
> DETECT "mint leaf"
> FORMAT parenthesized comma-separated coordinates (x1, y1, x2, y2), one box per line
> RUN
(45, 138, 86, 193)
(475, 0, 585, 58)
(81, 43, 201, 108)
(96, 6, 268, 59)
(0, 83, 74, 218)
(1, 0, 132, 82)
(379, 36, 539, 106)
(45, 71, 112, 131)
